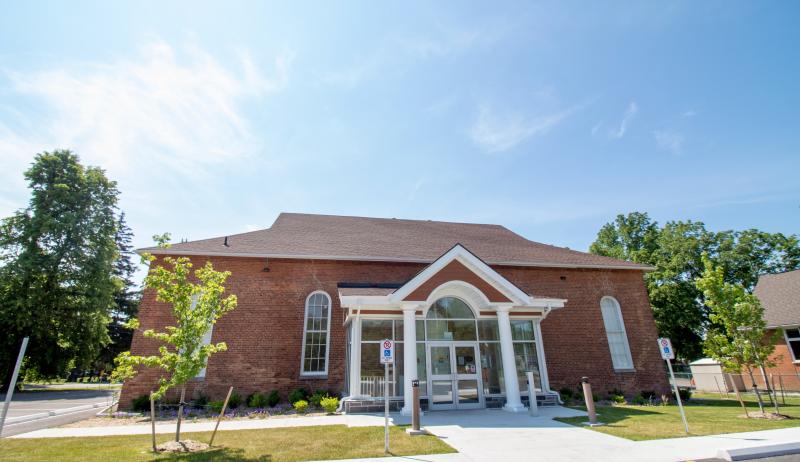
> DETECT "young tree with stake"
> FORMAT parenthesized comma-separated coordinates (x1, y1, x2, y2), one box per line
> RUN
(696, 254, 779, 416)
(113, 235, 237, 444)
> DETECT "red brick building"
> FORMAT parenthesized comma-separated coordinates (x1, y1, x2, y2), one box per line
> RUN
(754, 269, 800, 391)
(120, 213, 669, 412)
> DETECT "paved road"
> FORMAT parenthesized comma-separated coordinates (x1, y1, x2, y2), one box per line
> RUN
(1, 390, 116, 437)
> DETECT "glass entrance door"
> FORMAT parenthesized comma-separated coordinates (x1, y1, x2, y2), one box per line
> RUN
(427, 342, 483, 410)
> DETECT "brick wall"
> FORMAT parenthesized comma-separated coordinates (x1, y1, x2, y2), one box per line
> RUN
(119, 256, 668, 408)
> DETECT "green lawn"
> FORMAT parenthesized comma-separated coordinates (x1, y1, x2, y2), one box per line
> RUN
(0, 425, 455, 462)
(555, 392, 800, 441)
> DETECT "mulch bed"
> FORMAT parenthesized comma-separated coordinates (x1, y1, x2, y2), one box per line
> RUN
(739, 412, 792, 420)
(155, 439, 210, 453)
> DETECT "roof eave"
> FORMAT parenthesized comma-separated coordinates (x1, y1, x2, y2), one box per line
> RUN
(137, 248, 654, 271)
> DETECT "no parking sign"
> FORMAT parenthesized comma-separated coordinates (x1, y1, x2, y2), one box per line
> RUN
(380, 339, 394, 364)
(658, 337, 675, 360)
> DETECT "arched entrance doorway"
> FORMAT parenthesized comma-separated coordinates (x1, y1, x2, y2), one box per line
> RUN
(425, 297, 484, 410)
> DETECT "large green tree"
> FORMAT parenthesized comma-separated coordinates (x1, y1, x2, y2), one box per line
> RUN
(94, 212, 141, 373)
(0, 150, 122, 389)
(590, 212, 799, 360)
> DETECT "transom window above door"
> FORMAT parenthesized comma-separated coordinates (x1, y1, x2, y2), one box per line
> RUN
(427, 297, 476, 340)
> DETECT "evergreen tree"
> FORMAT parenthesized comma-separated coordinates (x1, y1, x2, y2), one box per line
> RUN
(94, 212, 141, 372)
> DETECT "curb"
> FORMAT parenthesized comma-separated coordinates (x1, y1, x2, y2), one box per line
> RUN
(5, 402, 108, 425)
(717, 442, 800, 461)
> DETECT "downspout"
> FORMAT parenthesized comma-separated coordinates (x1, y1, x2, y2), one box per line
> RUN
(537, 304, 557, 402)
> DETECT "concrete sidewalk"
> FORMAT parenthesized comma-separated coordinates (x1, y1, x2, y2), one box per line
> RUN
(10, 405, 585, 439)
(10, 406, 800, 462)
(9, 413, 396, 438)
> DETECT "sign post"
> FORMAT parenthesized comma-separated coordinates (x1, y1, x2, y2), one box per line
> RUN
(0, 337, 28, 437)
(658, 338, 689, 434)
(380, 339, 394, 454)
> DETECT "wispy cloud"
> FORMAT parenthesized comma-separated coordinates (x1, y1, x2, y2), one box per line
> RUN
(320, 57, 376, 88)
(470, 104, 579, 153)
(608, 101, 638, 139)
(408, 177, 427, 201)
(0, 41, 291, 216)
(683, 109, 697, 117)
(399, 21, 512, 59)
(653, 129, 684, 154)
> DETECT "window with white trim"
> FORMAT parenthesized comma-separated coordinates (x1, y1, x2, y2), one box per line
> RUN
(301, 291, 331, 375)
(785, 328, 800, 362)
(600, 296, 634, 370)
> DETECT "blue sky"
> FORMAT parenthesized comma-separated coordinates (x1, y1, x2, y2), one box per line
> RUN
(1, 1, 798, 281)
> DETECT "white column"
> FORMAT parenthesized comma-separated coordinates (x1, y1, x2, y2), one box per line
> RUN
(497, 307, 525, 412)
(401, 306, 418, 416)
(348, 315, 362, 398)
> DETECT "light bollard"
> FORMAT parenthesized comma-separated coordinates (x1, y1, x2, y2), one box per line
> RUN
(581, 376, 603, 426)
(412, 380, 420, 431)
(406, 379, 426, 435)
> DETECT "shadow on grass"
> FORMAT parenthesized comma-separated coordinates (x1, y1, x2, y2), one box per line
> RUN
(161, 447, 272, 461)
(558, 405, 663, 428)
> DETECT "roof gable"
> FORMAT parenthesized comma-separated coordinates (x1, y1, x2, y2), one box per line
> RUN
(390, 244, 530, 305)
(755, 269, 800, 328)
(402, 259, 513, 303)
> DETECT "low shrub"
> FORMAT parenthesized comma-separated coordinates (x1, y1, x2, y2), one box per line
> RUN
(676, 388, 692, 401)
(209, 400, 225, 413)
(631, 394, 647, 405)
(266, 390, 280, 407)
(248, 392, 269, 408)
(288, 388, 309, 404)
(320, 396, 339, 414)
(309, 390, 327, 407)
(131, 394, 150, 413)
(193, 393, 209, 407)
(228, 392, 243, 409)
(559, 387, 574, 400)
(610, 394, 626, 405)
(293, 399, 309, 413)
(640, 390, 657, 401)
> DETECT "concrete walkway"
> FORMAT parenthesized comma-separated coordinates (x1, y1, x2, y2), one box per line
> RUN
(326, 409, 800, 462)
(9, 412, 391, 438)
(10, 406, 800, 462)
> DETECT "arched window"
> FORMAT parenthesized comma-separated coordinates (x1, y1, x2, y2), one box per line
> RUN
(427, 297, 475, 319)
(301, 291, 331, 375)
(426, 297, 476, 341)
(600, 296, 634, 370)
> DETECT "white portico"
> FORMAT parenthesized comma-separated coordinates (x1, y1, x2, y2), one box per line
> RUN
(339, 244, 566, 414)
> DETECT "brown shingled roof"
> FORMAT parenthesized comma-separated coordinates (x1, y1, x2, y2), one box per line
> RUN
(754, 269, 800, 328)
(141, 212, 652, 270)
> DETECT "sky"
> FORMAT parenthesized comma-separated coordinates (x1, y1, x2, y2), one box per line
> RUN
(1, 1, 798, 283)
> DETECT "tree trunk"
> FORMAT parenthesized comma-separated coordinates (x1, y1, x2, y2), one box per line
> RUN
(175, 386, 186, 442)
(746, 367, 765, 415)
(150, 393, 157, 453)
(760, 365, 780, 415)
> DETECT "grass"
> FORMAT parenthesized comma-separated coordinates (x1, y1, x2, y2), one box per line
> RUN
(0, 425, 455, 462)
(555, 391, 800, 441)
